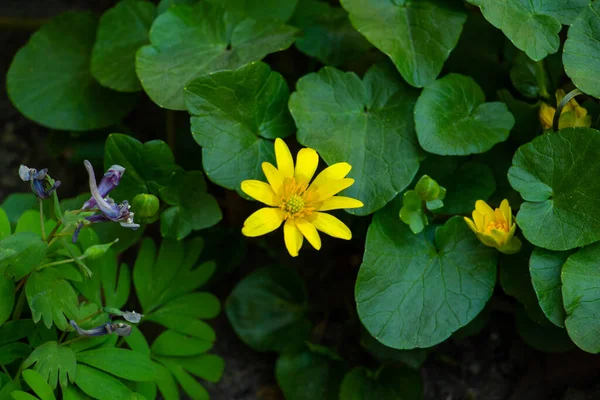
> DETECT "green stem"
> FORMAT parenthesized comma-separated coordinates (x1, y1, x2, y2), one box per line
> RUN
(46, 219, 63, 243)
(59, 336, 86, 347)
(12, 280, 28, 321)
(58, 330, 68, 344)
(0, 362, 11, 379)
(552, 88, 583, 132)
(39, 199, 46, 241)
(37, 258, 76, 271)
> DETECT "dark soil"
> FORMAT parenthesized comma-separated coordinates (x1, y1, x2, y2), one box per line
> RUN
(3, 2, 600, 400)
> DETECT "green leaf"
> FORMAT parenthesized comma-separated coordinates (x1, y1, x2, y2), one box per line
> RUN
(1, 194, 38, 229)
(0, 343, 31, 365)
(148, 292, 220, 322)
(26, 268, 79, 330)
(225, 267, 311, 352)
(104, 134, 179, 202)
(434, 162, 495, 215)
(15, 211, 56, 237)
(157, 0, 197, 15)
(22, 342, 76, 389)
(9, 392, 37, 400)
(76, 348, 155, 381)
(136, 2, 298, 110)
(0, 320, 35, 346)
(159, 171, 222, 240)
(563, 2, 600, 99)
(508, 128, 600, 250)
(340, 0, 466, 87)
(356, 209, 498, 349)
(466, 0, 588, 61)
(185, 61, 293, 192)
(22, 370, 55, 400)
(291, 0, 371, 66)
(0, 275, 14, 326)
(0, 232, 47, 281)
(562, 243, 600, 353)
(168, 354, 224, 383)
(74, 250, 130, 309)
(6, 12, 137, 131)
(289, 64, 420, 215)
(414, 73, 514, 156)
(82, 240, 119, 261)
(124, 326, 150, 357)
(0, 381, 21, 400)
(510, 51, 552, 99)
(153, 363, 178, 400)
(0, 209, 10, 240)
(207, 0, 297, 21)
(529, 248, 571, 328)
(339, 366, 422, 400)
(62, 385, 92, 400)
(150, 330, 212, 356)
(154, 358, 209, 400)
(91, 0, 155, 92)
(497, 90, 541, 145)
(398, 191, 427, 235)
(74, 364, 132, 399)
(515, 307, 574, 353)
(275, 346, 346, 400)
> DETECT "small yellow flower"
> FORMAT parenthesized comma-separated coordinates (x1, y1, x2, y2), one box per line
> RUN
(464, 199, 521, 254)
(539, 89, 591, 130)
(241, 138, 363, 257)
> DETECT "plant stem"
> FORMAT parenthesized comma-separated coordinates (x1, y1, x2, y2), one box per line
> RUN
(37, 258, 76, 270)
(39, 199, 46, 241)
(59, 336, 86, 347)
(0, 362, 11, 379)
(58, 330, 68, 344)
(12, 280, 27, 321)
(552, 88, 583, 132)
(46, 219, 63, 243)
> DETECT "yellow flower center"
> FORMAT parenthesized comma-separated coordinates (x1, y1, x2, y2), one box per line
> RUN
(485, 221, 509, 234)
(285, 194, 305, 215)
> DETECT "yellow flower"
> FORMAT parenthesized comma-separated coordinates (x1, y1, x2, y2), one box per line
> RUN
(241, 138, 363, 257)
(463, 199, 521, 254)
(539, 89, 591, 130)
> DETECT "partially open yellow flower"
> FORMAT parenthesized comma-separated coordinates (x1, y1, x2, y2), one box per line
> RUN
(539, 89, 591, 130)
(464, 199, 521, 254)
(241, 138, 363, 257)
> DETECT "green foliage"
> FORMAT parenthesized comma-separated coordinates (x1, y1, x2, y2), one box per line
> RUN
(399, 175, 446, 234)
(339, 366, 422, 400)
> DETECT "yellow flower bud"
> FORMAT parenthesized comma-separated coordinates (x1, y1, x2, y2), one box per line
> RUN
(464, 199, 521, 254)
(539, 89, 591, 130)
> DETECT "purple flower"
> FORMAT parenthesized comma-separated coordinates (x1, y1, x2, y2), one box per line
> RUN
(81, 164, 125, 210)
(19, 165, 61, 199)
(72, 161, 139, 243)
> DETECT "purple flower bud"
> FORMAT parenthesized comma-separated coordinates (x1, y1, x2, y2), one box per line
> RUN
(19, 165, 60, 199)
(82, 164, 125, 210)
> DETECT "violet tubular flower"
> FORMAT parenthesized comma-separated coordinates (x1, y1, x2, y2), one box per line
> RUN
(19, 165, 61, 199)
(72, 161, 139, 243)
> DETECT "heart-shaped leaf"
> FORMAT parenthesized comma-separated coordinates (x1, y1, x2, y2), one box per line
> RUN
(414, 73, 514, 156)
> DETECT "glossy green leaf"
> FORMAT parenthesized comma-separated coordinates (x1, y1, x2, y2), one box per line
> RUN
(154, 362, 179, 400)
(356, 209, 498, 349)
(76, 348, 155, 381)
(6, 12, 137, 131)
(1, 194, 38, 229)
(508, 128, 600, 250)
(136, 2, 298, 110)
(339, 366, 422, 400)
(151, 330, 212, 356)
(104, 134, 179, 202)
(0, 232, 47, 281)
(21, 370, 55, 400)
(0, 209, 10, 240)
(155, 357, 209, 400)
(22, 342, 76, 389)
(91, 0, 155, 92)
(562, 243, 600, 353)
(75, 364, 132, 399)
(159, 171, 222, 240)
(530, 248, 571, 328)
(340, 0, 465, 87)
(276, 346, 346, 400)
(563, 2, 600, 99)
(466, 0, 588, 61)
(510, 51, 552, 99)
(9, 392, 37, 400)
(291, 0, 371, 66)
(289, 65, 420, 215)
(26, 268, 79, 331)
(0, 275, 14, 326)
(207, 0, 297, 21)
(435, 162, 495, 215)
(225, 267, 311, 352)
(15, 211, 56, 237)
(185, 61, 293, 192)
(414, 73, 514, 156)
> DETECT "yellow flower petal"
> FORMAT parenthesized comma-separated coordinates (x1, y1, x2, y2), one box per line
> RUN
(308, 212, 352, 240)
(313, 178, 354, 202)
(499, 199, 511, 226)
(275, 138, 294, 178)
(472, 210, 485, 232)
(284, 219, 303, 257)
(539, 102, 555, 130)
(241, 180, 278, 206)
(475, 200, 495, 221)
(294, 148, 319, 186)
(494, 208, 505, 224)
(262, 162, 284, 195)
(295, 218, 321, 250)
(308, 162, 352, 191)
(242, 207, 285, 237)
(464, 217, 477, 233)
(317, 196, 364, 211)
